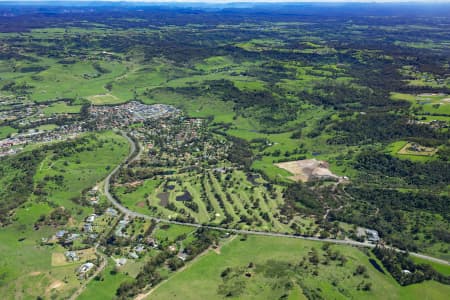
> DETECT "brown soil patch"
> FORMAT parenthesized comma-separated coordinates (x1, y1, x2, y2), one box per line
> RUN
(212, 246, 221, 254)
(67, 217, 75, 226)
(29, 271, 42, 276)
(114, 181, 143, 188)
(275, 159, 338, 182)
(137, 201, 146, 208)
(45, 280, 64, 294)
(127, 180, 143, 187)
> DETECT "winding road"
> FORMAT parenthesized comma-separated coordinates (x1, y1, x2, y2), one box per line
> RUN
(103, 131, 450, 266)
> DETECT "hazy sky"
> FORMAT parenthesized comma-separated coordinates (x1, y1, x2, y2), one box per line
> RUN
(3, 0, 450, 4)
(5, 0, 450, 2)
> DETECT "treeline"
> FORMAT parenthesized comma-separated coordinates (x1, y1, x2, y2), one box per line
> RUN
(282, 183, 326, 216)
(347, 187, 449, 216)
(115, 228, 218, 299)
(0, 150, 44, 224)
(329, 113, 446, 145)
(0, 134, 110, 224)
(329, 185, 450, 251)
(184, 228, 219, 260)
(206, 79, 275, 110)
(163, 80, 298, 128)
(354, 151, 450, 186)
(298, 81, 409, 111)
(227, 136, 253, 170)
(116, 250, 169, 299)
(373, 246, 450, 286)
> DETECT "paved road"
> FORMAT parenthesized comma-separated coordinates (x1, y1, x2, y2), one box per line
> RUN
(103, 131, 450, 266)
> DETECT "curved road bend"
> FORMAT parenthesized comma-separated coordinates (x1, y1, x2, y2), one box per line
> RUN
(104, 131, 449, 266)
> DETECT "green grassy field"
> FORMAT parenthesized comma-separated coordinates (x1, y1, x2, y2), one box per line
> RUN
(411, 257, 450, 276)
(32, 130, 128, 214)
(0, 131, 129, 299)
(42, 101, 82, 115)
(153, 224, 197, 243)
(0, 125, 17, 138)
(149, 235, 450, 300)
(0, 14, 449, 300)
(36, 124, 58, 131)
(78, 259, 133, 300)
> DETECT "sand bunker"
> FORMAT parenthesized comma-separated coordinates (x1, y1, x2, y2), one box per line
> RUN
(275, 159, 339, 182)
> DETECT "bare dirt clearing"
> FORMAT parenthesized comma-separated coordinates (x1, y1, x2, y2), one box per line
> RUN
(275, 159, 339, 182)
(45, 280, 65, 295)
(29, 271, 42, 276)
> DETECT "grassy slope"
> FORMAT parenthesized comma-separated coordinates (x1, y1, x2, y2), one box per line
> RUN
(0, 131, 129, 299)
(33, 131, 128, 213)
(150, 235, 450, 300)
(78, 259, 132, 300)
(411, 257, 450, 276)
(42, 101, 82, 115)
(0, 125, 17, 139)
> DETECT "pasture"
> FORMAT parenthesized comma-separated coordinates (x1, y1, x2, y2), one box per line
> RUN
(33, 130, 128, 215)
(149, 235, 450, 300)
(42, 101, 82, 115)
(0, 125, 17, 138)
(0, 131, 129, 300)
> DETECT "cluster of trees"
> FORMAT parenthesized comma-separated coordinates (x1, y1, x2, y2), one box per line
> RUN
(184, 228, 219, 260)
(373, 246, 450, 286)
(0, 134, 113, 224)
(347, 187, 449, 217)
(115, 229, 218, 298)
(282, 183, 326, 216)
(92, 62, 111, 74)
(329, 185, 450, 251)
(227, 136, 253, 170)
(0, 150, 44, 224)
(329, 114, 447, 145)
(206, 79, 276, 110)
(1, 81, 34, 95)
(298, 81, 409, 111)
(116, 250, 170, 298)
(112, 166, 169, 184)
(35, 207, 71, 227)
(354, 151, 450, 187)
